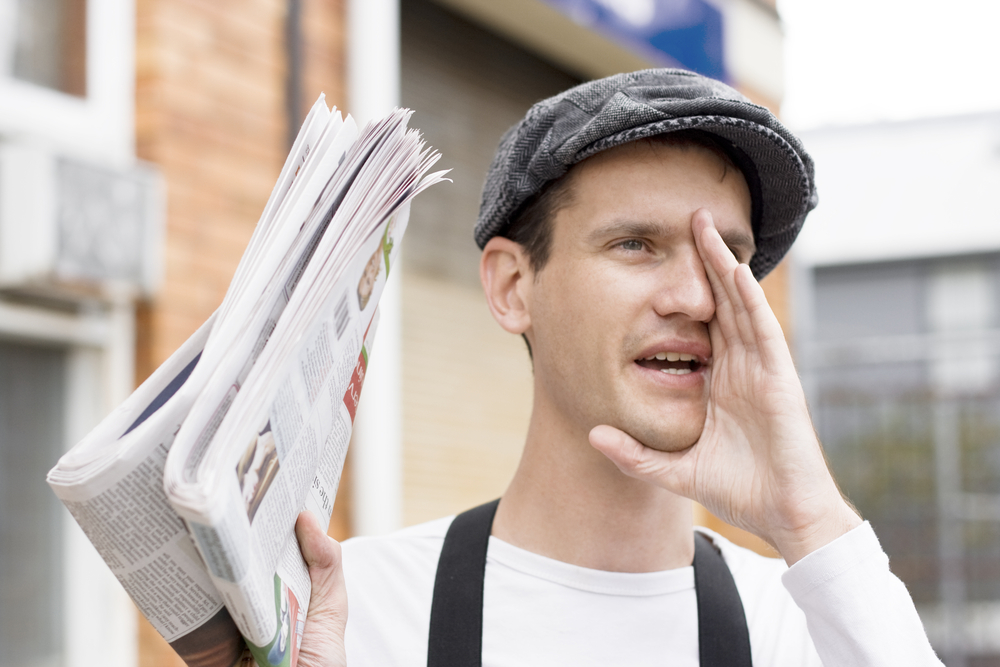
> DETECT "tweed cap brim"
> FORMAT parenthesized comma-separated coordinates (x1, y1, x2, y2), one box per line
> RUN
(474, 68, 818, 279)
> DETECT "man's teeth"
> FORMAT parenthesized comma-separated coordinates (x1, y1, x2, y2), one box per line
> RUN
(659, 367, 692, 375)
(643, 352, 697, 362)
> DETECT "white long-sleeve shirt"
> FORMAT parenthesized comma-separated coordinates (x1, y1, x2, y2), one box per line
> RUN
(341, 518, 942, 666)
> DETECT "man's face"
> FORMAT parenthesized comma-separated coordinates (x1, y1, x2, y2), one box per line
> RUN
(524, 140, 754, 451)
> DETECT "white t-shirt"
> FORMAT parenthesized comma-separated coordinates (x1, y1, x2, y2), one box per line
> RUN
(341, 518, 942, 666)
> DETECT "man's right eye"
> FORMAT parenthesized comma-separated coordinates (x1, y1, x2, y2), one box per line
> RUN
(617, 239, 645, 252)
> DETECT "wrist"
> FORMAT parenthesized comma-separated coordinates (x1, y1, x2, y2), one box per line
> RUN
(772, 499, 863, 566)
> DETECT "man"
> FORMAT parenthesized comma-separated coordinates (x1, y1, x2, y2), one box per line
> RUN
(293, 69, 943, 665)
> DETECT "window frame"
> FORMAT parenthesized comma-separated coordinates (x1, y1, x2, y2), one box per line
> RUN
(0, 297, 137, 667)
(0, 0, 134, 166)
(792, 252, 1000, 661)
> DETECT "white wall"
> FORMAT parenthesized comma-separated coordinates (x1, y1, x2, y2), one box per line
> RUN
(795, 113, 1000, 268)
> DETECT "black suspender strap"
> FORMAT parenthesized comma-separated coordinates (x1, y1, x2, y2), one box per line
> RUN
(427, 499, 500, 667)
(427, 499, 752, 667)
(693, 527, 753, 666)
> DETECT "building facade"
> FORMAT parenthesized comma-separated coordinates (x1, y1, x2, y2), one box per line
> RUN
(795, 115, 1000, 666)
(0, 1, 790, 665)
(1, 2, 147, 666)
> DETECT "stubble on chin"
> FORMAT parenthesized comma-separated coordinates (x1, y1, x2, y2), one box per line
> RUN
(615, 398, 708, 453)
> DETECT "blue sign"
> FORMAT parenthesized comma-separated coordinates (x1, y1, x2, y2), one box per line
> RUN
(541, 0, 727, 82)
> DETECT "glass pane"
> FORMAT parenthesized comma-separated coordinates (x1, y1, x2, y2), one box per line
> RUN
(814, 261, 924, 339)
(960, 398, 1000, 607)
(809, 254, 1000, 663)
(0, 341, 67, 667)
(927, 261, 999, 396)
(3, 0, 87, 96)
(961, 398, 1000, 496)
(817, 360, 927, 400)
(816, 388, 939, 602)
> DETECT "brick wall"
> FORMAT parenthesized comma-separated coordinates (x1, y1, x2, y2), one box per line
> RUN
(135, 0, 347, 380)
(133, 1, 347, 664)
(135, 0, 288, 376)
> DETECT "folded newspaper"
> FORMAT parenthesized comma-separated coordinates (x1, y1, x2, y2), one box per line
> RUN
(47, 97, 447, 667)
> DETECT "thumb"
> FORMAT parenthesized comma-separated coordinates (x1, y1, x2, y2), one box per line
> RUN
(589, 425, 693, 497)
(295, 511, 348, 667)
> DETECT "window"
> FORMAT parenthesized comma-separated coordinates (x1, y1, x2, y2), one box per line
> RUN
(0, 0, 133, 164)
(0, 0, 139, 664)
(0, 300, 137, 667)
(0, 341, 67, 667)
(801, 254, 1000, 662)
(2, 0, 87, 96)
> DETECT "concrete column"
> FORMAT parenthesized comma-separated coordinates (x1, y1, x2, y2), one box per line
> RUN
(347, 0, 403, 536)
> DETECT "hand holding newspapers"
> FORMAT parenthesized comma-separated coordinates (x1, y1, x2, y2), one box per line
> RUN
(47, 98, 447, 667)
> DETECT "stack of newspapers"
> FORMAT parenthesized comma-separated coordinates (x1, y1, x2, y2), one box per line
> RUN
(47, 97, 447, 667)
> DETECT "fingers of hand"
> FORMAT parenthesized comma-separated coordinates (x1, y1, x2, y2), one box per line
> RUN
(732, 263, 792, 371)
(692, 209, 740, 276)
(692, 210, 733, 314)
(589, 425, 691, 496)
(692, 209, 755, 348)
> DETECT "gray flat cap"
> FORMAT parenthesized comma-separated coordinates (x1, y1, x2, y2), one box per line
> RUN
(474, 68, 818, 279)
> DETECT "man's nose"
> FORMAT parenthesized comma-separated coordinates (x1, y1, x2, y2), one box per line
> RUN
(651, 242, 715, 323)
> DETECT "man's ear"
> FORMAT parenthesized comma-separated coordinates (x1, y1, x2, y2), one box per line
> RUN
(480, 236, 533, 335)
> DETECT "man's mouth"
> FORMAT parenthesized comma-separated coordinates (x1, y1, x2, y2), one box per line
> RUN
(635, 352, 703, 376)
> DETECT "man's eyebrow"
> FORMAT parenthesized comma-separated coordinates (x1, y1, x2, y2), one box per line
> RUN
(585, 220, 671, 244)
(586, 220, 757, 257)
(719, 229, 756, 258)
